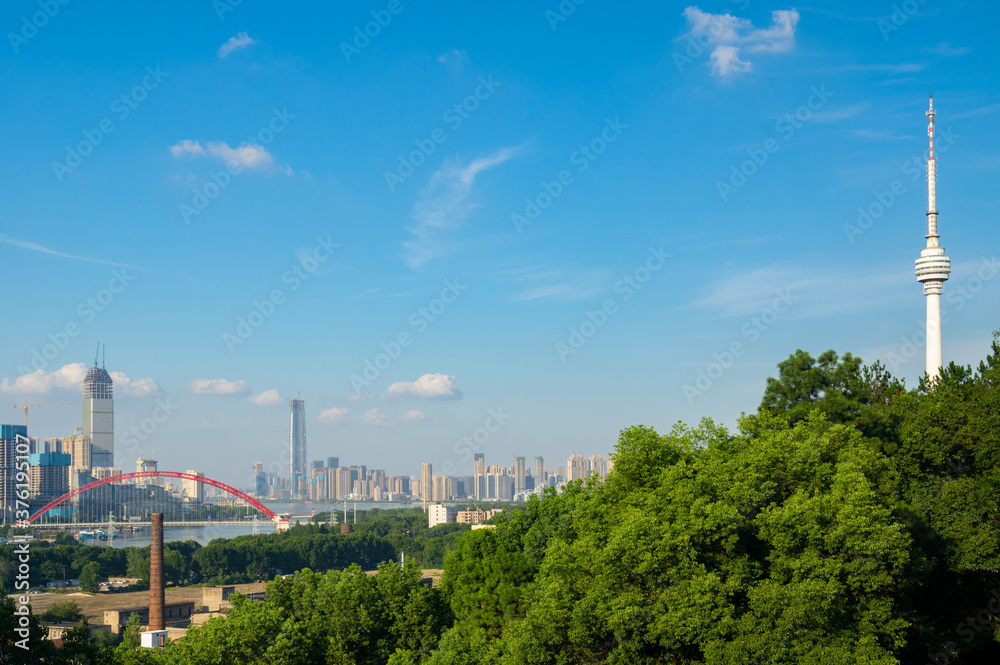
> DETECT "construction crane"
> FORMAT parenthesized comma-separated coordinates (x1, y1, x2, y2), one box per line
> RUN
(12, 400, 69, 428)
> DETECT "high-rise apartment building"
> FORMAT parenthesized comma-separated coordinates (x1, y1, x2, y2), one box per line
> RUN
(514, 456, 526, 493)
(27, 452, 70, 508)
(289, 399, 307, 498)
(83, 361, 114, 468)
(534, 456, 545, 487)
(327, 456, 339, 469)
(421, 462, 433, 503)
(590, 453, 609, 479)
(567, 452, 589, 482)
(182, 470, 205, 503)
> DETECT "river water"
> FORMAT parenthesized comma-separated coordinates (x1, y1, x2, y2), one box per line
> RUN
(102, 501, 420, 548)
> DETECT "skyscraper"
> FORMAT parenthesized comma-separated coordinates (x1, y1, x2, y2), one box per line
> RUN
(514, 456, 526, 493)
(289, 398, 307, 498)
(474, 453, 486, 500)
(327, 456, 339, 469)
(421, 462, 432, 504)
(534, 456, 545, 487)
(915, 96, 951, 380)
(83, 358, 114, 468)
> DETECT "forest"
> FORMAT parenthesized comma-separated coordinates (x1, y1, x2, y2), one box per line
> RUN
(3, 335, 999, 664)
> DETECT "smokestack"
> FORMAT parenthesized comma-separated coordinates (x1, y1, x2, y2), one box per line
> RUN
(149, 513, 165, 631)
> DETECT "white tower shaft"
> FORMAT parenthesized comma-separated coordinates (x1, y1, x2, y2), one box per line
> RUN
(914, 97, 951, 380)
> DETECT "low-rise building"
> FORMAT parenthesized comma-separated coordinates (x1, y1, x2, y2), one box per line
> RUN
(427, 503, 457, 528)
(104, 602, 195, 634)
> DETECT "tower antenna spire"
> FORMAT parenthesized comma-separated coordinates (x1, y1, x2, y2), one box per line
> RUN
(102, 344, 105, 368)
(914, 95, 951, 381)
(94, 342, 100, 367)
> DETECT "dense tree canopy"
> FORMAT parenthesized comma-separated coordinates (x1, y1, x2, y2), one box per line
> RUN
(6, 337, 999, 664)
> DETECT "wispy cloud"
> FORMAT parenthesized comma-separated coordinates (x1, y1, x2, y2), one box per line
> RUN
(169, 140, 276, 170)
(0, 235, 132, 268)
(362, 408, 391, 427)
(404, 145, 524, 267)
(504, 264, 613, 303)
(953, 102, 1000, 120)
(386, 373, 462, 400)
(692, 265, 914, 318)
(319, 407, 348, 424)
(838, 63, 924, 73)
(249, 388, 283, 406)
(187, 377, 249, 395)
(924, 42, 968, 57)
(401, 409, 427, 421)
(809, 103, 867, 124)
(681, 7, 800, 79)
(437, 49, 468, 66)
(219, 32, 257, 58)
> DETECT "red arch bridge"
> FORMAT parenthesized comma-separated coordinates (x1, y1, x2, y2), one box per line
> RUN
(27, 471, 289, 528)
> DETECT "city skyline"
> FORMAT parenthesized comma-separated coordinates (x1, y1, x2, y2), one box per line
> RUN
(2, 3, 999, 488)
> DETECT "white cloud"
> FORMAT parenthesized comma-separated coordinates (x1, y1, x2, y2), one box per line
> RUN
(404, 145, 524, 267)
(319, 407, 348, 424)
(401, 409, 427, 421)
(187, 378, 249, 395)
(169, 140, 205, 157)
(437, 49, 468, 66)
(218, 31, 257, 58)
(1, 363, 158, 397)
(169, 140, 276, 170)
(1, 363, 87, 394)
(386, 373, 462, 400)
(362, 408, 391, 427)
(681, 7, 800, 79)
(110, 372, 161, 397)
(249, 388, 283, 406)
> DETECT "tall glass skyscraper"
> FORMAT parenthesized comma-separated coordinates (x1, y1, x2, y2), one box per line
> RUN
(83, 362, 114, 468)
(289, 398, 307, 498)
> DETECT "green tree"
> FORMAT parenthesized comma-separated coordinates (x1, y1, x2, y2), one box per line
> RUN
(41, 600, 84, 623)
(0, 596, 58, 663)
(79, 561, 101, 593)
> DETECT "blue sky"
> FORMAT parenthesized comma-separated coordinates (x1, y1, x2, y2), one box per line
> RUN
(2, 1, 998, 489)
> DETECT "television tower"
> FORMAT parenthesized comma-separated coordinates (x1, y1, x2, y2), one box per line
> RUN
(914, 96, 951, 380)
